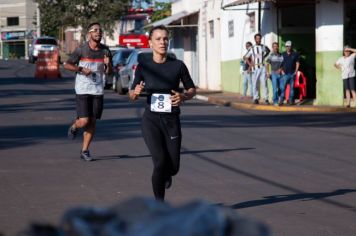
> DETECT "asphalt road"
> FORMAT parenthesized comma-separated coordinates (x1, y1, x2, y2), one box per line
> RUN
(1, 59, 356, 236)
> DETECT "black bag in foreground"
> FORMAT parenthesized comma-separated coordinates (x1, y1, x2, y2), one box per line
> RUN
(23, 197, 271, 236)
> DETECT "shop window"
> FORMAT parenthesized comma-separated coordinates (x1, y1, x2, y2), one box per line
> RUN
(209, 20, 214, 38)
(228, 20, 234, 37)
(7, 17, 19, 26)
(248, 12, 256, 33)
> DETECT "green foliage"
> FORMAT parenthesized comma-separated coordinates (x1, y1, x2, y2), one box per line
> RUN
(132, 0, 152, 8)
(37, 0, 132, 39)
(151, 1, 171, 23)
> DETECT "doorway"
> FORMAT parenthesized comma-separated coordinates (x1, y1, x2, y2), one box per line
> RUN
(278, 4, 316, 99)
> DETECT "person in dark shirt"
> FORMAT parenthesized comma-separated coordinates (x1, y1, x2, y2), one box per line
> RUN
(281, 41, 300, 105)
(129, 25, 196, 201)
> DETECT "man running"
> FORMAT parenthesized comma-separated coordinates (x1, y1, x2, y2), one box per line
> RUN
(64, 22, 112, 161)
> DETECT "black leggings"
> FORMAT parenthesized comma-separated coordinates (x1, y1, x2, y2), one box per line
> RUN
(141, 110, 181, 200)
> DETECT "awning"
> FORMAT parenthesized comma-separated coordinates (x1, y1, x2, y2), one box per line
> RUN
(145, 10, 199, 28)
(222, 0, 321, 9)
(222, 0, 276, 9)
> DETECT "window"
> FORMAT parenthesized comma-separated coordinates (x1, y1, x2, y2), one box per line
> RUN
(228, 20, 234, 37)
(7, 17, 19, 26)
(209, 20, 214, 38)
(247, 12, 256, 33)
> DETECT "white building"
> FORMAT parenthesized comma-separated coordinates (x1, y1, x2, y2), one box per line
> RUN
(149, 0, 222, 90)
(221, 0, 356, 106)
(0, 0, 38, 59)
(199, 0, 222, 90)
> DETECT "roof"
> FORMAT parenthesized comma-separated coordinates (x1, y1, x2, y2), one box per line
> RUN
(145, 10, 199, 28)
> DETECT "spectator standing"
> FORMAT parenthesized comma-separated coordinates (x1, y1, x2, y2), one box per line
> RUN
(266, 42, 284, 106)
(245, 33, 271, 104)
(281, 41, 300, 105)
(241, 42, 253, 97)
(334, 46, 356, 107)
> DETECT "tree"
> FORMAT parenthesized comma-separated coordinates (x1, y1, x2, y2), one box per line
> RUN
(36, 0, 132, 40)
(132, 0, 152, 8)
(150, 1, 171, 23)
(36, 0, 67, 37)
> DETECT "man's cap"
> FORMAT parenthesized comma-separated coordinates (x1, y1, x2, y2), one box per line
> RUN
(285, 41, 292, 47)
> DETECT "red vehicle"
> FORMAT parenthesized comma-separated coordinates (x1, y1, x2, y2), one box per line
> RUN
(118, 8, 153, 48)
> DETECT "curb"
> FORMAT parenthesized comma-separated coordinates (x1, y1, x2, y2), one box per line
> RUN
(195, 95, 356, 113)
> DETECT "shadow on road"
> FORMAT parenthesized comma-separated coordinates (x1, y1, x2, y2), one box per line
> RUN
(231, 189, 356, 211)
(94, 147, 254, 161)
(182, 147, 356, 213)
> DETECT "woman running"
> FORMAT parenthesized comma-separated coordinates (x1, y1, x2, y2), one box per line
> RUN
(129, 25, 196, 200)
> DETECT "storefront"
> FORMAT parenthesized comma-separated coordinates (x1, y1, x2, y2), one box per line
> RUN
(1, 31, 29, 59)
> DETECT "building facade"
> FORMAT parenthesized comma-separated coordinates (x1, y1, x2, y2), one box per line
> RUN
(150, 0, 222, 90)
(221, 0, 356, 106)
(0, 0, 38, 59)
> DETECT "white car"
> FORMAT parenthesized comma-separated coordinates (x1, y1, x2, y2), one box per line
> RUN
(28, 37, 59, 63)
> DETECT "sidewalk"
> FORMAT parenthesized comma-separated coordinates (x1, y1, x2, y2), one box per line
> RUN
(195, 89, 356, 113)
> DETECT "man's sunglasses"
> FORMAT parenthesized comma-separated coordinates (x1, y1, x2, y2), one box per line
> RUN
(89, 28, 103, 33)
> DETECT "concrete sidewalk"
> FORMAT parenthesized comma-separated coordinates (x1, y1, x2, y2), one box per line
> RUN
(195, 90, 356, 113)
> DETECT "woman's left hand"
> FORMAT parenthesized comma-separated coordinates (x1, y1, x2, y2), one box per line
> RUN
(171, 90, 184, 106)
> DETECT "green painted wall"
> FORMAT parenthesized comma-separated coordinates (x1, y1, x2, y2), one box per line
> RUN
(221, 59, 273, 99)
(221, 59, 241, 93)
(315, 51, 343, 106)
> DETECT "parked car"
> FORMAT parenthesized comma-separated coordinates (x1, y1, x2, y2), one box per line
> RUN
(109, 46, 126, 56)
(117, 49, 176, 95)
(28, 36, 59, 63)
(110, 48, 134, 92)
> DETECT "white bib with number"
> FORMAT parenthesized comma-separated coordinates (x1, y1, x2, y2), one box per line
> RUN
(150, 93, 172, 113)
(90, 71, 103, 84)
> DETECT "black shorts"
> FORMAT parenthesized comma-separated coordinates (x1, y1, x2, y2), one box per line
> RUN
(76, 94, 104, 119)
(343, 77, 356, 91)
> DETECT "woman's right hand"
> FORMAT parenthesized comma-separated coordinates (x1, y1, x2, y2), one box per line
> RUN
(134, 81, 144, 96)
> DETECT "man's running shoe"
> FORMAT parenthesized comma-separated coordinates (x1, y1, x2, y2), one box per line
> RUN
(80, 150, 93, 162)
(67, 123, 77, 140)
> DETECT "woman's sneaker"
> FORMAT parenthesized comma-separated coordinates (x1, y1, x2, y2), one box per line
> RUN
(80, 150, 93, 162)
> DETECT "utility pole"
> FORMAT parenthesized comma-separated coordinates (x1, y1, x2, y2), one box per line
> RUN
(36, 2, 41, 37)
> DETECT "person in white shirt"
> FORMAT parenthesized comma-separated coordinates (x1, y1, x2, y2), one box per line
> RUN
(241, 42, 253, 97)
(245, 33, 270, 104)
(334, 46, 356, 108)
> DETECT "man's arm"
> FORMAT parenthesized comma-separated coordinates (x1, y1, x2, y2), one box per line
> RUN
(295, 62, 300, 74)
(63, 62, 92, 76)
(294, 53, 300, 74)
(63, 47, 92, 76)
(264, 46, 271, 58)
(265, 56, 271, 77)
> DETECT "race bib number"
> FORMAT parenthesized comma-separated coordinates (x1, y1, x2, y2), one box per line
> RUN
(150, 93, 172, 113)
(90, 71, 102, 84)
